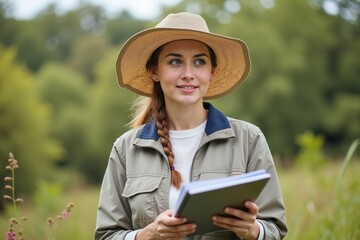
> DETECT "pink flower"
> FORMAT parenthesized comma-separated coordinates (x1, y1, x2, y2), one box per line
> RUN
(62, 211, 70, 218)
(6, 231, 16, 240)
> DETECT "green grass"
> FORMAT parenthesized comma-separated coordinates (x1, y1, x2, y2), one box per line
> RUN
(1, 152, 359, 239)
(1, 187, 99, 239)
(47, 187, 99, 239)
(279, 143, 360, 239)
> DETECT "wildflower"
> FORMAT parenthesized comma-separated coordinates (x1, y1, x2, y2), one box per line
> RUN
(10, 218, 18, 224)
(7, 153, 19, 169)
(67, 202, 75, 209)
(62, 211, 70, 218)
(4, 195, 12, 200)
(47, 218, 54, 226)
(6, 231, 16, 240)
(3, 153, 75, 239)
(3, 153, 25, 239)
(65, 203, 74, 213)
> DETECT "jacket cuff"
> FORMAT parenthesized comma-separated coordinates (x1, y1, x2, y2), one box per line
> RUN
(257, 220, 265, 240)
(124, 229, 140, 240)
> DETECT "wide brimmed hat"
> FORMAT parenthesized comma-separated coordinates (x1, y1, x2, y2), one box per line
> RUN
(116, 12, 251, 99)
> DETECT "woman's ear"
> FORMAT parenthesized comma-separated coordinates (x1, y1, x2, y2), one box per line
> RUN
(148, 68, 159, 82)
(210, 68, 216, 81)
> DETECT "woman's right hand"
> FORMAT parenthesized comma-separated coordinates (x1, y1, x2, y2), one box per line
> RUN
(136, 209, 196, 240)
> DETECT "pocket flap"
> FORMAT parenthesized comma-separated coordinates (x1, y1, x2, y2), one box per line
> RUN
(122, 176, 163, 198)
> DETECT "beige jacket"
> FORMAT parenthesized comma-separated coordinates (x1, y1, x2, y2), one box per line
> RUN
(95, 103, 287, 240)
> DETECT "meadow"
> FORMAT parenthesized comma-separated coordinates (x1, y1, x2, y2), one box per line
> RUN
(1, 146, 359, 239)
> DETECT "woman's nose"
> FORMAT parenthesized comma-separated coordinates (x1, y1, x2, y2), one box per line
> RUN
(181, 64, 194, 80)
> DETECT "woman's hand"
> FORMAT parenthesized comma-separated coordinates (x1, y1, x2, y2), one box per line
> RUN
(211, 201, 260, 240)
(136, 209, 196, 240)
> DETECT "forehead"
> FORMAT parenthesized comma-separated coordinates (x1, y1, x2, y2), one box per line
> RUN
(160, 39, 210, 54)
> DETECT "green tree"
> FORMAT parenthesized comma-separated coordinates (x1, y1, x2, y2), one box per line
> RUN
(106, 11, 149, 45)
(235, 0, 334, 155)
(84, 48, 137, 182)
(68, 34, 111, 82)
(324, 93, 360, 148)
(36, 62, 89, 167)
(0, 46, 62, 209)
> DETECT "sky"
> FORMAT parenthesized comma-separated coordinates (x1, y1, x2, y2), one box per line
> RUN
(7, 0, 355, 23)
(9, 0, 181, 20)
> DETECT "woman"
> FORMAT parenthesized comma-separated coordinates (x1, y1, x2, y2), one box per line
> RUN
(95, 12, 287, 240)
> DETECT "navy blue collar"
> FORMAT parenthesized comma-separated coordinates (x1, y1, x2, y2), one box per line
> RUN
(137, 102, 231, 140)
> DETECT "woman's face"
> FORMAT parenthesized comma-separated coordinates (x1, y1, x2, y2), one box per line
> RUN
(150, 40, 214, 107)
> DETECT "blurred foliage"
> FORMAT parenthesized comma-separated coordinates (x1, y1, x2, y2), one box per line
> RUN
(36, 62, 89, 169)
(0, 47, 62, 209)
(84, 48, 137, 182)
(294, 131, 326, 169)
(33, 180, 63, 217)
(282, 140, 360, 239)
(0, 0, 359, 206)
(68, 34, 111, 81)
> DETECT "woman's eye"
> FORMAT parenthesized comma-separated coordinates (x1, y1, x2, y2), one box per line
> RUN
(169, 59, 182, 65)
(194, 58, 206, 65)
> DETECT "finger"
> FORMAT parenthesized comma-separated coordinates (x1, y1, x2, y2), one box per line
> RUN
(158, 223, 196, 238)
(165, 216, 188, 226)
(223, 204, 258, 221)
(222, 207, 252, 220)
(164, 209, 174, 216)
(212, 215, 252, 229)
(212, 219, 250, 237)
(244, 201, 258, 214)
(157, 211, 187, 227)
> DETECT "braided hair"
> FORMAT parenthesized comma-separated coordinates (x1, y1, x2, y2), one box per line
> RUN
(152, 82, 182, 188)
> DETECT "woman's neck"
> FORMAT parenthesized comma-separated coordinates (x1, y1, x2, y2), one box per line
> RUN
(165, 102, 207, 130)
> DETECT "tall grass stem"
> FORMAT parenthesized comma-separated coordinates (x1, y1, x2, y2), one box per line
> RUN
(11, 168, 18, 219)
(335, 139, 359, 194)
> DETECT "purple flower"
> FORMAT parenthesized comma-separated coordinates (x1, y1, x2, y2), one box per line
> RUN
(62, 211, 70, 218)
(6, 231, 16, 240)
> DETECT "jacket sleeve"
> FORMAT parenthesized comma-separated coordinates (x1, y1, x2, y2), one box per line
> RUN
(95, 140, 134, 240)
(247, 129, 288, 240)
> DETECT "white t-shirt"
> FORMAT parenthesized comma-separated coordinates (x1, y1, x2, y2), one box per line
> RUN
(168, 120, 207, 209)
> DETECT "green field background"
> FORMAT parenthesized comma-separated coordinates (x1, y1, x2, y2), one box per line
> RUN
(1, 158, 359, 240)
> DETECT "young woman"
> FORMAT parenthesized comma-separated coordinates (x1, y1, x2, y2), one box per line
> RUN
(95, 12, 287, 240)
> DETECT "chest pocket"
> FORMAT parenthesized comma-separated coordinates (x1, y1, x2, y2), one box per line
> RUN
(122, 176, 163, 226)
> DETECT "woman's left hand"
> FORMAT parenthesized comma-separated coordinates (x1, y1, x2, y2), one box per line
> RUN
(211, 201, 259, 240)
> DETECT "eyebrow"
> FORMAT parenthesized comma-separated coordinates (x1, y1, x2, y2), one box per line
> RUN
(165, 53, 209, 58)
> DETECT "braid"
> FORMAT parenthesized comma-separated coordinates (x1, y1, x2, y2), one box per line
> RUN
(152, 83, 182, 189)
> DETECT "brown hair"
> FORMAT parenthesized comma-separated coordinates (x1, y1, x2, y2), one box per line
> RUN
(130, 43, 217, 189)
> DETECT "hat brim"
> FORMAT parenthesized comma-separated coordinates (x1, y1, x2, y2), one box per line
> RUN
(116, 28, 250, 99)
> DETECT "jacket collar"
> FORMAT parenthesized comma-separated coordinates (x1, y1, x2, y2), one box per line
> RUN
(137, 102, 231, 140)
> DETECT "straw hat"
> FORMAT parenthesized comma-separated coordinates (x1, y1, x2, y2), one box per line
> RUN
(116, 12, 250, 99)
